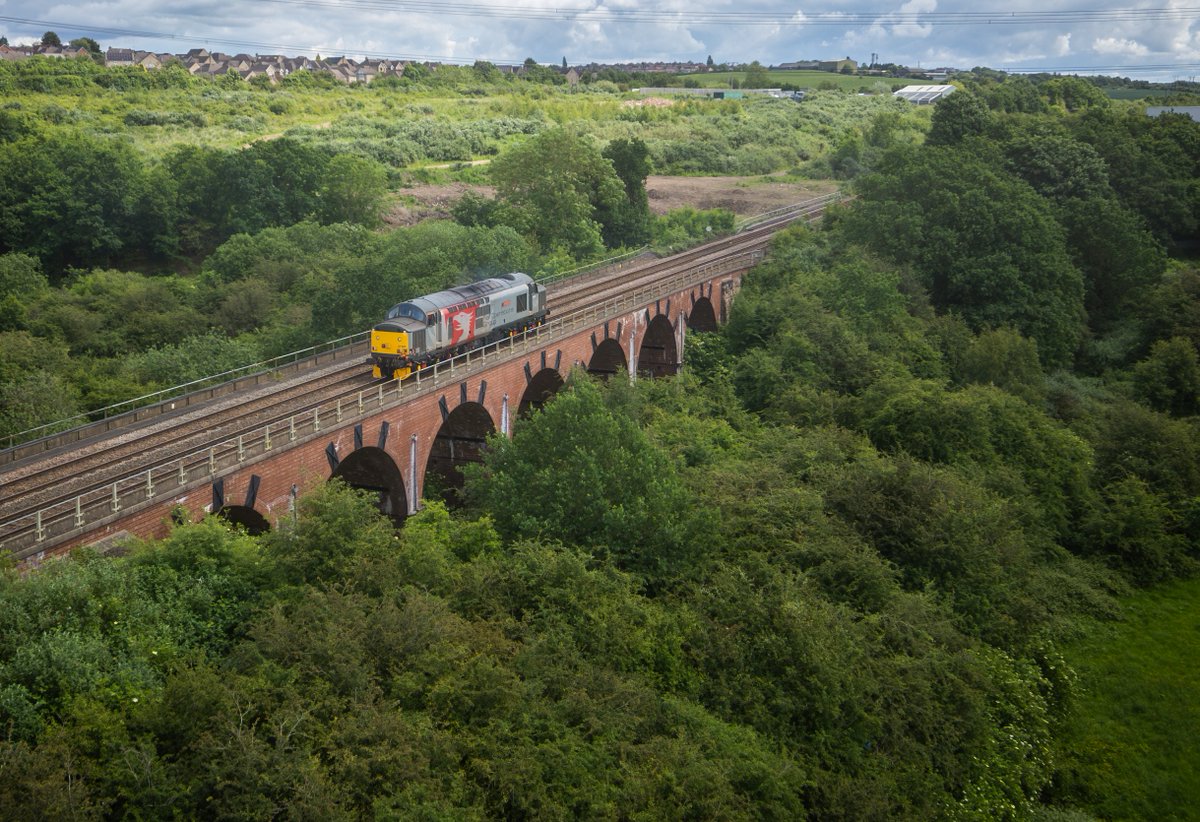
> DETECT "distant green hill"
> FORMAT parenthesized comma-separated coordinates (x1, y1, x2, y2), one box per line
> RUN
(1103, 87, 1175, 100)
(682, 70, 933, 91)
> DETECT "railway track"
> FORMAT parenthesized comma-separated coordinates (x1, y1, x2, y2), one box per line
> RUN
(0, 366, 375, 523)
(549, 196, 831, 314)
(0, 193, 840, 561)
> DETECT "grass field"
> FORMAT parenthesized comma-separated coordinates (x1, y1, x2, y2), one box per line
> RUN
(1054, 575, 1200, 820)
(683, 70, 931, 92)
(1103, 88, 1177, 100)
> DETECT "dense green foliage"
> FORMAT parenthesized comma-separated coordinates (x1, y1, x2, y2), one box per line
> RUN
(1, 61, 1198, 817)
(4, 207, 1196, 815)
(0, 133, 393, 271)
(844, 144, 1087, 365)
(842, 89, 1197, 372)
(481, 128, 628, 258)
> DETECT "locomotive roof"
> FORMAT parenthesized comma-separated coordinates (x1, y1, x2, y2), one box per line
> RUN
(406, 272, 533, 313)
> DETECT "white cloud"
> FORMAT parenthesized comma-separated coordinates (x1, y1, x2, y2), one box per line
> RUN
(1054, 33, 1071, 56)
(1092, 37, 1150, 57)
(892, 0, 937, 38)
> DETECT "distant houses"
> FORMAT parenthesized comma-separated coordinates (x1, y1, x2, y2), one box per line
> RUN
(0, 43, 91, 60)
(0, 42, 410, 84)
(122, 48, 408, 84)
(0, 42, 601, 85)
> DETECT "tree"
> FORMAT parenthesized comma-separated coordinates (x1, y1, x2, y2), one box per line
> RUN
(123, 333, 260, 388)
(1068, 108, 1200, 244)
(487, 128, 625, 257)
(1060, 196, 1166, 328)
(999, 131, 1166, 328)
(0, 132, 149, 277)
(1140, 266, 1200, 353)
(265, 479, 395, 585)
(743, 61, 770, 89)
(316, 154, 388, 227)
(518, 57, 564, 85)
(69, 37, 101, 61)
(28, 268, 205, 357)
(463, 376, 696, 579)
(40, 31, 61, 47)
(226, 138, 329, 232)
(1040, 76, 1109, 112)
(823, 454, 1039, 641)
(979, 75, 1047, 114)
(1089, 475, 1190, 583)
(399, 61, 426, 83)
(926, 90, 991, 146)
(843, 146, 1085, 365)
(0, 370, 80, 439)
(856, 378, 1093, 538)
(1003, 132, 1109, 203)
(0, 252, 48, 331)
(1132, 336, 1200, 417)
(471, 60, 499, 82)
(601, 137, 653, 246)
(956, 327, 1046, 405)
(707, 55, 715, 68)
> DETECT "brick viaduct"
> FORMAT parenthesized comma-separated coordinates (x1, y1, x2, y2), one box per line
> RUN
(16, 249, 762, 564)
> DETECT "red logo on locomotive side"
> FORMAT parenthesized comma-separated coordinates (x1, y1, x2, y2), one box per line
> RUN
(447, 306, 477, 346)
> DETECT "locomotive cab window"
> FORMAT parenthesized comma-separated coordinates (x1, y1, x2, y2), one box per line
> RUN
(388, 303, 426, 323)
(517, 294, 527, 312)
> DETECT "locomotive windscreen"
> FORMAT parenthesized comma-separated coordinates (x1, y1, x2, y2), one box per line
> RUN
(387, 303, 426, 322)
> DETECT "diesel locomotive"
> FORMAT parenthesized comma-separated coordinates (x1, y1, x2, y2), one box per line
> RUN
(369, 272, 548, 380)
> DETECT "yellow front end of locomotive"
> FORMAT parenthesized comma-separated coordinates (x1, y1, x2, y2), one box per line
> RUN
(370, 328, 412, 380)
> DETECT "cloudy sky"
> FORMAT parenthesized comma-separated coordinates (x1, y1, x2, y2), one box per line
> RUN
(1, 1, 1198, 82)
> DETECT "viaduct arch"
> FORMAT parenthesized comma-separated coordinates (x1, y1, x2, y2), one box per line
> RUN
(425, 401, 494, 506)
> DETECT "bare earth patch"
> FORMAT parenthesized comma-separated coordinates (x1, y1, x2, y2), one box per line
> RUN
(384, 175, 837, 227)
(384, 182, 494, 227)
(644, 175, 838, 216)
